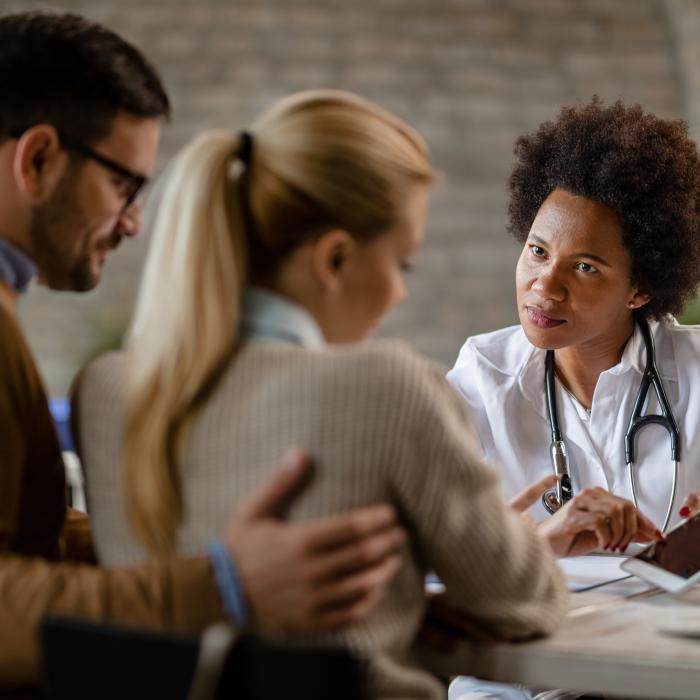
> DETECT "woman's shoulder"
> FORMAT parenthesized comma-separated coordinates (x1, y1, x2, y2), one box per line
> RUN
(662, 317, 700, 374)
(320, 339, 448, 389)
(663, 316, 700, 342)
(73, 350, 128, 405)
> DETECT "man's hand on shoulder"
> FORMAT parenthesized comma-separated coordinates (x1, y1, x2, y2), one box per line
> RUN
(221, 450, 405, 634)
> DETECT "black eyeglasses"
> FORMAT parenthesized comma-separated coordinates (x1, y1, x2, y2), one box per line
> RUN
(59, 134, 148, 209)
(9, 128, 148, 209)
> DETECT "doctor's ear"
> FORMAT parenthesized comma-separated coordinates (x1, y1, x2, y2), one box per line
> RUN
(627, 291, 651, 311)
(311, 229, 356, 292)
(13, 125, 68, 201)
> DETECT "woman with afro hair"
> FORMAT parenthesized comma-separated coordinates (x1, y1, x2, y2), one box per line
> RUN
(450, 96, 700, 551)
(448, 97, 700, 700)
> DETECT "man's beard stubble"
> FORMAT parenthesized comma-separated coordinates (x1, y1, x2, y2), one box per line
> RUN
(28, 170, 97, 292)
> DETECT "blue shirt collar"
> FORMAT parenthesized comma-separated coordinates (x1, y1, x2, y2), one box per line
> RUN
(0, 238, 36, 294)
(240, 287, 325, 347)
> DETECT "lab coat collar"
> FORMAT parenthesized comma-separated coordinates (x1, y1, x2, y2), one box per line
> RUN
(514, 317, 678, 435)
(604, 316, 678, 382)
(240, 286, 325, 348)
(468, 318, 677, 384)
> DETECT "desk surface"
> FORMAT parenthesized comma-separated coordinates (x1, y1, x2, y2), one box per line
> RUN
(422, 571, 700, 699)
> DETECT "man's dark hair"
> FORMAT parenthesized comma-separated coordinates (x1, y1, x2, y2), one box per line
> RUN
(0, 10, 170, 145)
(508, 97, 700, 319)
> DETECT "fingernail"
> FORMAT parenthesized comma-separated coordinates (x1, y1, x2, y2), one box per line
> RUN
(655, 529, 665, 540)
(620, 544, 628, 554)
(680, 506, 691, 517)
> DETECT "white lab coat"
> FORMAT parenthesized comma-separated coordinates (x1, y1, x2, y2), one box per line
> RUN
(447, 317, 700, 529)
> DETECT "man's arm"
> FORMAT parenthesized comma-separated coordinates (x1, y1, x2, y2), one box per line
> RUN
(0, 452, 404, 688)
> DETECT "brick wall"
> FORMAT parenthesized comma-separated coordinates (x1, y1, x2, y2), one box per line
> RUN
(5, 0, 692, 394)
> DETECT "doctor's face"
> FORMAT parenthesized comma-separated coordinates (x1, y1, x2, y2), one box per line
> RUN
(516, 188, 647, 351)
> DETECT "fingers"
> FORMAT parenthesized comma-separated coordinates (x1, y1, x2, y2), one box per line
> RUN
(308, 554, 402, 630)
(539, 487, 665, 557)
(573, 488, 653, 552)
(305, 524, 406, 581)
(679, 491, 700, 518)
(315, 553, 402, 608)
(509, 474, 559, 513)
(618, 501, 637, 552)
(300, 504, 398, 552)
(631, 512, 659, 545)
(235, 449, 311, 520)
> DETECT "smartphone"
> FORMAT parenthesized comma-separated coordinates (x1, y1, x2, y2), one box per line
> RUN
(621, 512, 700, 593)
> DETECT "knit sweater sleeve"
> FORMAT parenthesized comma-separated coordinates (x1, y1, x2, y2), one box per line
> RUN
(380, 344, 568, 640)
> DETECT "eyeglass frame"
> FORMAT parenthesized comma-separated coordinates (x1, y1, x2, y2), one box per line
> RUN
(8, 127, 149, 209)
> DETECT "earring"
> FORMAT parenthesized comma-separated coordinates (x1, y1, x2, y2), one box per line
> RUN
(627, 301, 636, 308)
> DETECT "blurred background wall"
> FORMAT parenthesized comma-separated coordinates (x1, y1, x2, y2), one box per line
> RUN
(6, 0, 700, 395)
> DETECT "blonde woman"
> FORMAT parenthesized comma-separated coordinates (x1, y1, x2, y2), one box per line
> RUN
(75, 90, 568, 699)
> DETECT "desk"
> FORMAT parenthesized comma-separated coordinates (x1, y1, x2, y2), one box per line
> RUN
(421, 575, 700, 699)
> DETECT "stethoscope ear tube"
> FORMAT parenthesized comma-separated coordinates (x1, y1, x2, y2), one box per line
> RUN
(625, 320, 680, 465)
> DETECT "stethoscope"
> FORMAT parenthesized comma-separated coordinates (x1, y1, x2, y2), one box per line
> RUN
(541, 319, 681, 533)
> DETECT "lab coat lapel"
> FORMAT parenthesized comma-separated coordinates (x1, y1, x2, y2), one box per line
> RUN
(518, 346, 549, 427)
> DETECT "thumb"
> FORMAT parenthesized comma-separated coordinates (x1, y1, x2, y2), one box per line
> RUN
(236, 448, 311, 521)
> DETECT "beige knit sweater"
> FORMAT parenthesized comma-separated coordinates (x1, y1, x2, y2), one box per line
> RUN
(76, 339, 568, 699)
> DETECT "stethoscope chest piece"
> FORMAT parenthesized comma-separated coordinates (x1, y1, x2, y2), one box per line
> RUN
(542, 472, 574, 514)
(542, 490, 562, 514)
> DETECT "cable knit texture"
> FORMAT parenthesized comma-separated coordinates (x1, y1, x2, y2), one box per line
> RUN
(77, 339, 569, 699)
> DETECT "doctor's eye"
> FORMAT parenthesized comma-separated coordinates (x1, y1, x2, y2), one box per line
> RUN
(529, 245, 546, 258)
(575, 261, 598, 274)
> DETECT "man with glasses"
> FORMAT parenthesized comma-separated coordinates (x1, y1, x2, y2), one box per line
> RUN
(0, 11, 403, 690)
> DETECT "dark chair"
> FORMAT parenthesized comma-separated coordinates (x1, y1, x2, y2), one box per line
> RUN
(40, 615, 369, 699)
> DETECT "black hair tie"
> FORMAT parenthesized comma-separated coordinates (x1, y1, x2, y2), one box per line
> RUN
(238, 130, 253, 166)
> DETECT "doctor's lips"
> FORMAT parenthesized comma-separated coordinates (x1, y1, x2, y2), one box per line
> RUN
(525, 306, 565, 329)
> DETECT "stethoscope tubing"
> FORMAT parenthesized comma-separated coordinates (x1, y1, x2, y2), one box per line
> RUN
(542, 319, 680, 531)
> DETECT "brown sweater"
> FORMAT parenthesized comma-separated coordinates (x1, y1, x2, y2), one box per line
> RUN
(0, 282, 222, 688)
(0, 284, 65, 559)
(78, 339, 569, 700)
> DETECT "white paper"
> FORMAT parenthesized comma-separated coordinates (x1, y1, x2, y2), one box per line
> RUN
(558, 555, 631, 592)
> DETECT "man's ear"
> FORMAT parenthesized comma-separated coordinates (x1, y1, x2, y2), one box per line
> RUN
(310, 229, 356, 292)
(13, 125, 68, 201)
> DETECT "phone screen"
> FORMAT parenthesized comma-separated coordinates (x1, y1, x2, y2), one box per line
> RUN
(635, 513, 700, 579)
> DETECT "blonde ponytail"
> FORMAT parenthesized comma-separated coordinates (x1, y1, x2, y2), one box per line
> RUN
(123, 131, 249, 555)
(124, 90, 435, 556)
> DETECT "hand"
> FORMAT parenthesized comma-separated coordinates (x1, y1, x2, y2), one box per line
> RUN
(679, 491, 700, 518)
(222, 449, 406, 635)
(537, 487, 661, 557)
(418, 592, 502, 653)
(61, 507, 97, 564)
